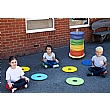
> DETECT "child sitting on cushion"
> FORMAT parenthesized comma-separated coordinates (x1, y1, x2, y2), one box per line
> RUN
(6, 56, 30, 93)
(87, 46, 107, 78)
(42, 45, 59, 68)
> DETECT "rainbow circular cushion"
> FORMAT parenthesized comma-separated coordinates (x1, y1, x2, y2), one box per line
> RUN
(69, 31, 85, 58)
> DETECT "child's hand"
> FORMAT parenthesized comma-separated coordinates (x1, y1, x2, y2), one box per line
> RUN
(25, 77, 30, 83)
(56, 59, 59, 63)
(43, 59, 47, 62)
(102, 66, 106, 68)
(8, 83, 13, 88)
(92, 65, 95, 67)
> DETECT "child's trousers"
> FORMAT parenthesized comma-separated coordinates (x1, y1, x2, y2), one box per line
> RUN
(88, 66, 106, 75)
(12, 78, 28, 89)
(44, 60, 57, 67)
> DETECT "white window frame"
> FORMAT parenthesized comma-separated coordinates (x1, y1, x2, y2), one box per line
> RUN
(70, 18, 90, 29)
(25, 18, 55, 33)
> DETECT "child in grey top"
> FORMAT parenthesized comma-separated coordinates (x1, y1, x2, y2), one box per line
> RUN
(87, 46, 107, 78)
(42, 45, 59, 68)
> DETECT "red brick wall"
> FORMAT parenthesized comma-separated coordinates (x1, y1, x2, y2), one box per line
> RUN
(1, 18, 110, 59)
(26, 18, 70, 53)
(54, 18, 70, 47)
(1, 18, 27, 59)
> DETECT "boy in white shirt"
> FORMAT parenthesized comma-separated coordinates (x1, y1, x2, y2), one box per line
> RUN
(6, 56, 30, 93)
(43, 45, 59, 68)
(87, 46, 107, 78)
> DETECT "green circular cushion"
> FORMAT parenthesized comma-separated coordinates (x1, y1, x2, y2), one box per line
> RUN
(70, 39, 84, 45)
(66, 77, 84, 86)
(42, 63, 45, 67)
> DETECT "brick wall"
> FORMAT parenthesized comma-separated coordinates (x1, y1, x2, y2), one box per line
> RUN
(1, 18, 110, 59)
(1, 18, 27, 59)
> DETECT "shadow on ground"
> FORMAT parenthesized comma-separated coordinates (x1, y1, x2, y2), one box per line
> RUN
(1, 41, 110, 93)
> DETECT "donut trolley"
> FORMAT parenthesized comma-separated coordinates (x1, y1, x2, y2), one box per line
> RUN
(69, 30, 85, 58)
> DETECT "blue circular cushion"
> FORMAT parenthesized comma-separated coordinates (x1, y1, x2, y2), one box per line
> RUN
(82, 60, 92, 66)
(70, 31, 84, 40)
(31, 73, 48, 80)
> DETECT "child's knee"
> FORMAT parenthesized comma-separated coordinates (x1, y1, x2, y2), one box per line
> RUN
(102, 67, 106, 72)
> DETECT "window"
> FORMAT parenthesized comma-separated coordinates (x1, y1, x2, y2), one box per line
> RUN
(70, 18, 89, 28)
(26, 18, 55, 33)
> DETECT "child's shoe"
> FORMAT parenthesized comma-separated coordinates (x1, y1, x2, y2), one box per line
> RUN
(24, 84, 28, 88)
(87, 73, 93, 76)
(12, 88, 17, 93)
(100, 74, 106, 78)
(44, 65, 48, 68)
(100, 71, 107, 78)
(104, 70, 107, 74)
(53, 64, 59, 68)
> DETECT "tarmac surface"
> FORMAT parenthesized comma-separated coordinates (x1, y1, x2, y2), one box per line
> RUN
(1, 41, 110, 93)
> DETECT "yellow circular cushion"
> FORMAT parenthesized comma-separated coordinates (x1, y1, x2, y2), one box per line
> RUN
(21, 66, 30, 72)
(70, 44, 84, 51)
(62, 66, 77, 73)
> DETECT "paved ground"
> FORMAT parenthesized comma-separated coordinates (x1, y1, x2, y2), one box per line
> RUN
(1, 41, 110, 93)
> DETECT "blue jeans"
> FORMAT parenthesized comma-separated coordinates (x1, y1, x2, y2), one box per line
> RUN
(88, 66, 106, 75)
(44, 60, 57, 68)
(12, 78, 28, 89)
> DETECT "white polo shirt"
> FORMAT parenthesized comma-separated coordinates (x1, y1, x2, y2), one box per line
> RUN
(6, 66, 25, 82)
(92, 55, 107, 67)
(43, 52, 55, 61)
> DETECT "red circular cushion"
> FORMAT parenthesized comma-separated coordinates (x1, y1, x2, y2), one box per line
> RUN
(70, 49, 84, 56)
(6, 83, 12, 90)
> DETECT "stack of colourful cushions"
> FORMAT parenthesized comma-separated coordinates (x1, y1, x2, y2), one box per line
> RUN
(69, 31, 85, 58)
